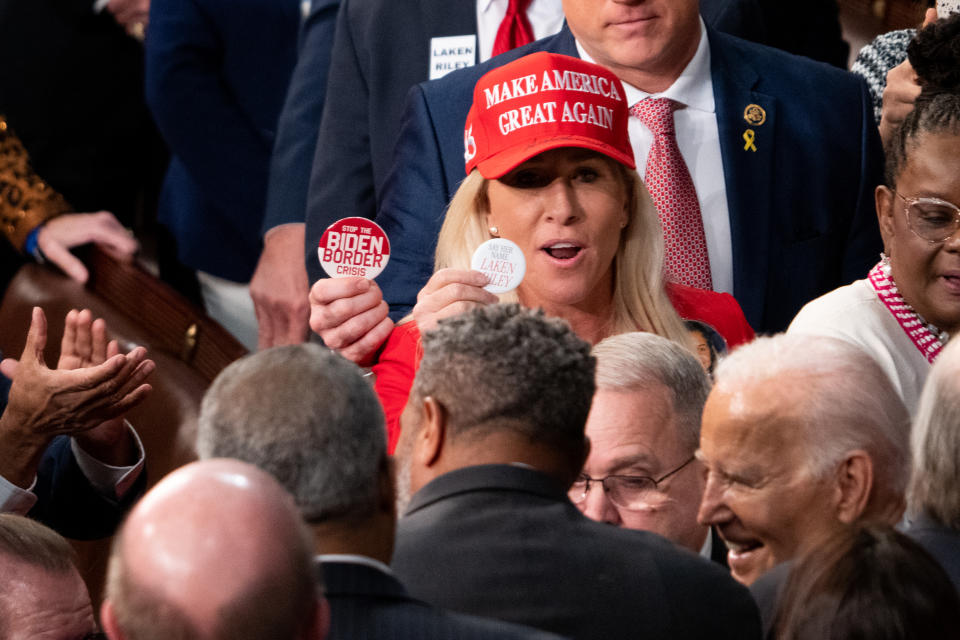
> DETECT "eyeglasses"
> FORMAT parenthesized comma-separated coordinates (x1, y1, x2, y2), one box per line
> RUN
(896, 191, 960, 244)
(568, 456, 695, 510)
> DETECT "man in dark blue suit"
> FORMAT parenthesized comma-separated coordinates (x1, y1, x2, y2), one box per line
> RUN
(145, 0, 302, 349)
(287, 0, 766, 357)
(309, 0, 882, 350)
(196, 343, 562, 640)
(250, 0, 339, 349)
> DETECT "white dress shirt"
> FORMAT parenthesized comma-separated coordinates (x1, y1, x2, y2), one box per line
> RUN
(0, 423, 145, 515)
(577, 20, 734, 295)
(476, 0, 565, 63)
(317, 553, 395, 575)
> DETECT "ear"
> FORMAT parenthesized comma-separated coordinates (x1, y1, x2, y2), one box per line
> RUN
(876, 185, 896, 252)
(414, 396, 447, 468)
(834, 451, 874, 524)
(100, 600, 125, 640)
(306, 596, 331, 640)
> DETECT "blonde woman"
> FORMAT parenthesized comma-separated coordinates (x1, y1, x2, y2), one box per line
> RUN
(373, 52, 753, 451)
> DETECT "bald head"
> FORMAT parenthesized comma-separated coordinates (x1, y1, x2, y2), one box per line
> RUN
(103, 459, 324, 640)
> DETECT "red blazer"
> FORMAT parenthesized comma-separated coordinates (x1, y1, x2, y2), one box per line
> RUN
(374, 285, 754, 453)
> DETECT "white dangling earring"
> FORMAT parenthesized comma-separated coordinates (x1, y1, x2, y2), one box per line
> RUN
(489, 226, 500, 237)
(880, 252, 891, 275)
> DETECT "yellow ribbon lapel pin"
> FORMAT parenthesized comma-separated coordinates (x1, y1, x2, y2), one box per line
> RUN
(742, 104, 765, 152)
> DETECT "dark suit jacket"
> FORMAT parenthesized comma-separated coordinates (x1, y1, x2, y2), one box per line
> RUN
(262, 0, 340, 235)
(319, 560, 567, 640)
(372, 25, 882, 333)
(0, 0, 161, 224)
(756, 0, 847, 68)
(302, 2, 776, 283)
(0, 373, 144, 540)
(146, 0, 301, 282)
(392, 464, 761, 640)
(303, 0, 476, 281)
(29, 436, 145, 540)
(748, 560, 792, 640)
(907, 514, 960, 593)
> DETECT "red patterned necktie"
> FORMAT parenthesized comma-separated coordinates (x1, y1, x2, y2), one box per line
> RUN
(491, 0, 535, 57)
(630, 97, 713, 290)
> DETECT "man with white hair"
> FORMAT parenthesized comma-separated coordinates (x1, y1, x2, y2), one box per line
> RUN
(697, 334, 910, 587)
(572, 332, 724, 563)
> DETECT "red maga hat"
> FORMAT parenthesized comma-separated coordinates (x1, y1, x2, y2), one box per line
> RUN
(463, 52, 635, 178)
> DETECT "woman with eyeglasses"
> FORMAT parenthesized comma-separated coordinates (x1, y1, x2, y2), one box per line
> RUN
(788, 37, 960, 415)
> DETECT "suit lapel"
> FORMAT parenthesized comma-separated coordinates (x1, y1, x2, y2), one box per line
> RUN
(545, 22, 577, 56)
(709, 30, 775, 327)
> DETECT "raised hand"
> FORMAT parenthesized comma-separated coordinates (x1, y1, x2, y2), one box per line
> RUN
(0, 307, 154, 485)
(308, 277, 394, 365)
(411, 269, 497, 332)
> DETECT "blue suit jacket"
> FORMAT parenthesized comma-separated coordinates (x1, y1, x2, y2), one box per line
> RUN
(320, 560, 566, 640)
(301, 2, 771, 284)
(146, 0, 301, 282)
(372, 25, 882, 333)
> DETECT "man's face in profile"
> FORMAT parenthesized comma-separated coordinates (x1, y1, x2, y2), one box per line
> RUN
(696, 383, 844, 585)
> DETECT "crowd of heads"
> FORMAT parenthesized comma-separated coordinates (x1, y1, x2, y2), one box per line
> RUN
(4, 3, 960, 640)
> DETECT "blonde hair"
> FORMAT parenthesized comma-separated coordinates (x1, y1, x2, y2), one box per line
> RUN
(433, 166, 691, 346)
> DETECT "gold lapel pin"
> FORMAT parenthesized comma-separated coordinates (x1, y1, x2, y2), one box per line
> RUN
(743, 104, 766, 126)
(743, 129, 757, 152)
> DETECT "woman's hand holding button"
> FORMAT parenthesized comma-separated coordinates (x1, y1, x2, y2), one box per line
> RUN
(412, 269, 499, 332)
(309, 277, 393, 366)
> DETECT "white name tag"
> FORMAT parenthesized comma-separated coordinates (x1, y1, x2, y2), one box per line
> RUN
(429, 35, 477, 81)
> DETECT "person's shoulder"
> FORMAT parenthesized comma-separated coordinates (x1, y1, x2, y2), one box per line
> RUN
(580, 521, 761, 635)
(859, 28, 917, 59)
(666, 283, 754, 347)
(668, 282, 739, 310)
(788, 278, 880, 333)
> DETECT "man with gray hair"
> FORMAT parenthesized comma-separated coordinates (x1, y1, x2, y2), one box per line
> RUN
(906, 338, 960, 590)
(393, 304, 761, 640)
(570, 332, 723, 562)
(196, 343, 563, 640)
(697, 334, 910, 588)
(0, 513, 101, 639)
